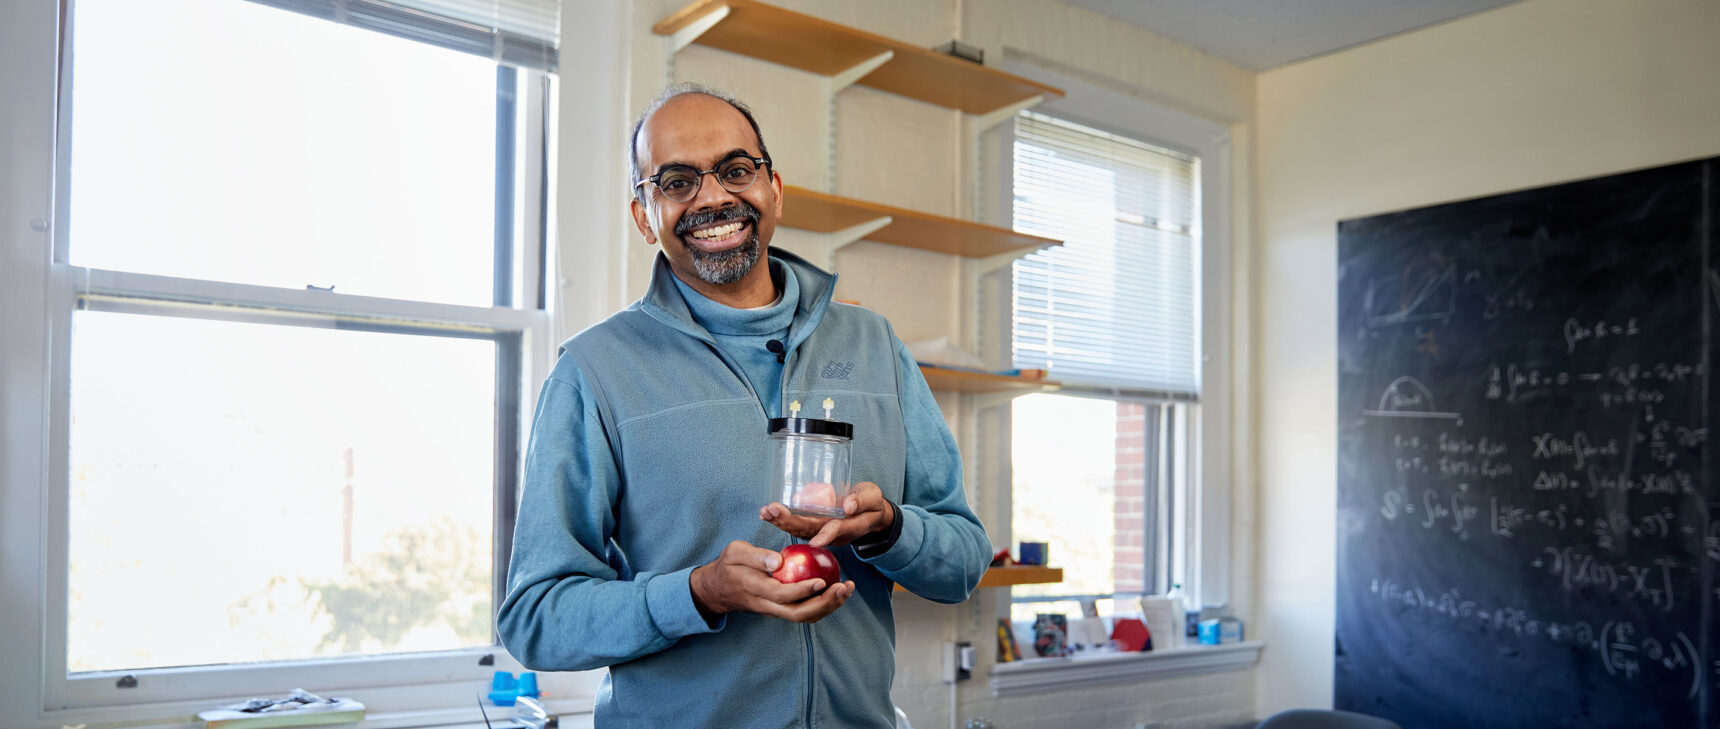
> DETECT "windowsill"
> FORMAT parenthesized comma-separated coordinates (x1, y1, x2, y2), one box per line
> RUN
(104, 699, 598, 729)
(989, 641, 1262, 696)
(354, 699, 597, 729)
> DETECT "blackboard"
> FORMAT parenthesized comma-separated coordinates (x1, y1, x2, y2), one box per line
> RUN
(1336, 156, 1719, 729)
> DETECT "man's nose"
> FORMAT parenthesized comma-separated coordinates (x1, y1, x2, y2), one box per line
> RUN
(688, 170, 740, 210)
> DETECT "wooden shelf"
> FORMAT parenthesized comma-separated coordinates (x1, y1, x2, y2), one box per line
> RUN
(782, 186, 1058, 259)
(895, 565, 1063, 592)
(919, 366, 1061, 394)
(654, 0, 1064, 115)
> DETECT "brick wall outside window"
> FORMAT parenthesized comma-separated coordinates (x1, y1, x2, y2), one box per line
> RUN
(1113, 402, 1147, 594)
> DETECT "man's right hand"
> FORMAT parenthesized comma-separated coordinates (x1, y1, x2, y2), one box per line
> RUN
(690, 540, 854, 623)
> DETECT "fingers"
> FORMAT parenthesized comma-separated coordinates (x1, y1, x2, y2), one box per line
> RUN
(804, 482, 891, 548)
(842, 482, 887, 518)
(765, 580, 855, 623)
(763, 577, 829, 604)
(807, 519, 848, 548)
(720, 539, 782, 573)
(763, 483, 891, 545)
(696, 541, 856, 623)
(760, 502, 830, 540)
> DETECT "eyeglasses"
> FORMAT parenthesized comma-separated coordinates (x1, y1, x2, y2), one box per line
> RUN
(634, 156, 770, 203)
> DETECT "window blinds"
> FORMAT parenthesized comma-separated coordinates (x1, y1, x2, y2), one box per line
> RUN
(1011, 111, 1201, 396)
(246, 0, 560, 71)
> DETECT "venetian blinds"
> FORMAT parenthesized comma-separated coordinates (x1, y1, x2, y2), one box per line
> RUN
(246, 0, 561, 71)
(1011, 111, 1201, 396)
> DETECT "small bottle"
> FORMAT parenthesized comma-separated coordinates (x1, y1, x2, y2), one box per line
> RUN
(1164, 583, 1188, 648)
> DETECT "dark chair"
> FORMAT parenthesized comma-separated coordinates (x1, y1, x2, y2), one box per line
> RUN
(1256, 709, 1404, 729)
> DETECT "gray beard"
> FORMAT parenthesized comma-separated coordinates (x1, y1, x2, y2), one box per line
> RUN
(687, 234, 760, 285)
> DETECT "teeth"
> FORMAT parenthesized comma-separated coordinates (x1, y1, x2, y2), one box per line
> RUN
(690, 222, 743, 240)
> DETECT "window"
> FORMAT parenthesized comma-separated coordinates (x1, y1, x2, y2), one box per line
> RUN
(1008, 395, 1191, 629)
(1002, 105, 1225, 643)
(3, 0, 560, 718)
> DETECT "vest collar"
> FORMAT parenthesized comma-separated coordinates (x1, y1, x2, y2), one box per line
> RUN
(639, 248, 837, 350)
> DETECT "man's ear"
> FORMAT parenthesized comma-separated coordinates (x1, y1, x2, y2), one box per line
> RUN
(629, 196, 658, 246)
(769, 170, 784, 221)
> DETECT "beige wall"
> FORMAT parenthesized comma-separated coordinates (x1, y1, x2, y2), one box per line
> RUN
(1253, 0, 1720, 716)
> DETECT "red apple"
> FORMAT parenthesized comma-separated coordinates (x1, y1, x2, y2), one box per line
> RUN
(771, 544, 841, 585)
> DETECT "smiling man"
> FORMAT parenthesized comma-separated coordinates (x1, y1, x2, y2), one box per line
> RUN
(497, 84, 991, 729)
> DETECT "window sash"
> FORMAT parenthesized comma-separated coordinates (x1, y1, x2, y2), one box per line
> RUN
(42, 31, 554, 710)
(1009, 398, 1192, 607)
(43, 270, 551, 709)
(1011, 110, 1202, 396)
(245, 0, 562, 71)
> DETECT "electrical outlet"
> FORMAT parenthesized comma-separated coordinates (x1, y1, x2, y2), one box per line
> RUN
(941, 640, 974, 682)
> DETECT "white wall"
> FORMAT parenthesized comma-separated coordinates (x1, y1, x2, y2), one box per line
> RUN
(1253, 0, 1720, 716)
(612, 1, 1259, 727)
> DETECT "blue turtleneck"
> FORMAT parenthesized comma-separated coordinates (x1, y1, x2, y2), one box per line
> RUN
(670, 258, 798, 417)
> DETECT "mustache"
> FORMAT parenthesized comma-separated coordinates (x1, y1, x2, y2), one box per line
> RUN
(674, 202, 761, 237)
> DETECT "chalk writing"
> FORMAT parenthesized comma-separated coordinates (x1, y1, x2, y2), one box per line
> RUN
(1480, 286, 1535, 321)
(1589, 506, 1678, 550)
(1528, 467, 1698, 498)
(1364, 376, 1461, 421)
(1531, 548, 1679, 611)
(1483, 360, 1702, 405)
(1564, 317, 1640, 354)
(1529, 431, 1618, 470)
(1368, 576, 1704, 698)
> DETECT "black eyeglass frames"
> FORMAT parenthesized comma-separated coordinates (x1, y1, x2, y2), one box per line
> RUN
(633, 156, 771, 203)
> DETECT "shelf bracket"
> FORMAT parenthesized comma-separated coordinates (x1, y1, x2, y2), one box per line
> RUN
(828, 216, 892, 252)
(976, 94, 1045, 131)
(666, 5, 730, 55)
(831, 51, 894, 93)
(974, 245, 1042, 276)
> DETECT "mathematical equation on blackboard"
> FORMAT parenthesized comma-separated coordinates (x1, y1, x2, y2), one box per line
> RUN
(1336, 156, 1720, 728)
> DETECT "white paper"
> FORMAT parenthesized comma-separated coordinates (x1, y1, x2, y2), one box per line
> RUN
(1138, 596, 1179, 649)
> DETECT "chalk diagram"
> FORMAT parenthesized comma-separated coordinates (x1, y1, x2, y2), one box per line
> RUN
(1362, 376, 1461, 422)
(1364, 264, 1456, 329)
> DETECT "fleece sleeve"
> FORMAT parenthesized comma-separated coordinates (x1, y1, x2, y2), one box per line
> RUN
(855, 342, 993, 603)
(496, 363, 720, 672)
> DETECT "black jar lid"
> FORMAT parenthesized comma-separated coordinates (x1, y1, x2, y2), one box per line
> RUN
(767, 417, 853, 439)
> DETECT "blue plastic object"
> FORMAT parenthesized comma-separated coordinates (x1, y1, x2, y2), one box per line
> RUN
(488, 671, 519, 706)
(517, 671, 540, 698)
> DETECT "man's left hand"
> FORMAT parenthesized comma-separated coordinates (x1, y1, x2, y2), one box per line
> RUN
(761, 481, 893, 548)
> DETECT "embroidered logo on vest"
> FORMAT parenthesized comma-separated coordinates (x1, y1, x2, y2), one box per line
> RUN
(821, 360, 856, 380)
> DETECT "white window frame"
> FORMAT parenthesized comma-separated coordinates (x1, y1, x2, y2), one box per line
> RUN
(0, 1, 624, 725)
(985, 58, 1235, 622)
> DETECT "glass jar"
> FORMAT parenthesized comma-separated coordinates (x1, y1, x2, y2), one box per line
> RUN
(767, 416, 853, 517)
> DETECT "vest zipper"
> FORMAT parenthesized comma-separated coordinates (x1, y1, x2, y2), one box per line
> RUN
(803, 621, 816, 728)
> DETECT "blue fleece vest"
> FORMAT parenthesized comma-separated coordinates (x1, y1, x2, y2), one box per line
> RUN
(499, 249, 990, 729)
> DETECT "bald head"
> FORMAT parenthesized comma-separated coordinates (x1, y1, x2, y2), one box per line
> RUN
(629, 84, 772, 200)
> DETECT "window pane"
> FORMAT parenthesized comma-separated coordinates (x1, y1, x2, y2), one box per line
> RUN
(1010, 394, 1119, 601)
(68, 311, 497, 673)
(1012, 111, 1201, 393)
(67, 0, 499, 306)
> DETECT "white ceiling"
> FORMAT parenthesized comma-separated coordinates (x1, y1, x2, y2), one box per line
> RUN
(1060, 0, 1524, 71)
